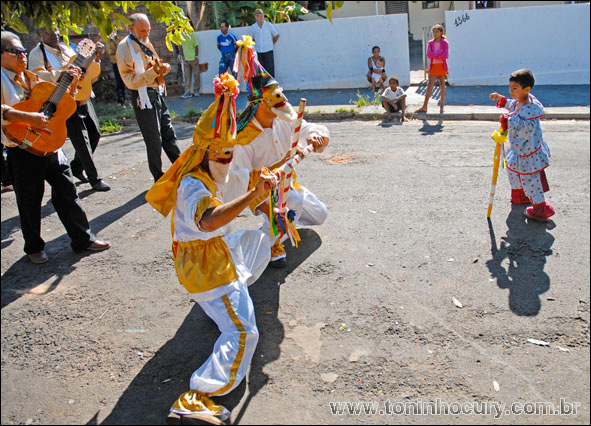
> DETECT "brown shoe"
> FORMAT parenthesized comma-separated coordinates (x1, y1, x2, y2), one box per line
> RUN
(87, 240, 111, 251)
(29, 250, 49, 264)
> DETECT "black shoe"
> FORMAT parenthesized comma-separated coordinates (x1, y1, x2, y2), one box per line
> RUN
(91, 180, 111, 191)
(73, 172, 89, 183)
(269, 257, 287, 269)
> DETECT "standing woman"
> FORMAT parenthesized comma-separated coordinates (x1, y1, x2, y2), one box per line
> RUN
(416, 24, 448, 114)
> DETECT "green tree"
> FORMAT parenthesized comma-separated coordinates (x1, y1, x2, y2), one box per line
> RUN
(1, 1, 193, 50)
(204, 1, 309, 29)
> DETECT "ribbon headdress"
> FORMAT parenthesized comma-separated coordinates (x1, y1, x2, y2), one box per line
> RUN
(232, 35, 282, 137)
(145, 73, 240, 217)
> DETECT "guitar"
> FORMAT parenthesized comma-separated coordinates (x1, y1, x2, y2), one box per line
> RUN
(4, 40, 97, 156)
(67, 39, 102, 102)
(149, 56, 168, 95)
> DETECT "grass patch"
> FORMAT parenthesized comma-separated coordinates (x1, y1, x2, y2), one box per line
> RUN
(351, 92, 371, 107)
(100, 119, 123, 134)
(94, 103, 135, 121)
(183, 108, 202, 118)
(335, 107, 356, 113)
(350, 91, 382, 107)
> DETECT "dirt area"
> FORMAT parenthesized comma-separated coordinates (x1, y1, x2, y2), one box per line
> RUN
(1, 120, 589, 424)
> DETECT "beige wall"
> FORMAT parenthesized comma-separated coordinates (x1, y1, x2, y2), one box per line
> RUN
(302, 1, 571, 39)
(498, 1, 566, 8)
(408, 1, 452, 41)
(301, 1, 385, 21)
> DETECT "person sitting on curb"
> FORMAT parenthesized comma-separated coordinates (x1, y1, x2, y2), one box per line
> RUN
(381, 77, 407, 121)
(366, 46, 387, 92)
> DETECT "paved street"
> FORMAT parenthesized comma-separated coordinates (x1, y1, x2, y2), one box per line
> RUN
(1, 119, 590, 424)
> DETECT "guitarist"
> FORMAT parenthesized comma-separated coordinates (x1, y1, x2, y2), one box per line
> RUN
(116, 13, 181, 182)
(29, 27, 110, 191)
(1, 31, 111, 264)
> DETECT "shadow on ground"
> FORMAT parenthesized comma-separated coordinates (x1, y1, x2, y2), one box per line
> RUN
(1, 191, 147, 309)
(97, 229, 322, 425)
(487, 205, 555, 316)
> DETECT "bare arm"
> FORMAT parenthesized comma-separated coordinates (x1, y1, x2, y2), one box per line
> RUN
(199, 171, 277, 232)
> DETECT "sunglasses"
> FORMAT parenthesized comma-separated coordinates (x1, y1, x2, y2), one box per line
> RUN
(2, 48, 27, 56)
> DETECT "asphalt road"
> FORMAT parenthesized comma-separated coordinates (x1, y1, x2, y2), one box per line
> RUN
(1, 119, 589, 424)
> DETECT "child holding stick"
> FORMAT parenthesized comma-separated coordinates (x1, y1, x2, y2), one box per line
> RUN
(489, 69, 555, 221)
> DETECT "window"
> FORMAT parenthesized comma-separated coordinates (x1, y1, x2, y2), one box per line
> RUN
(475, 1, 495, 9)
(306, 1, 326, 12)
(422, 1, 440, 9)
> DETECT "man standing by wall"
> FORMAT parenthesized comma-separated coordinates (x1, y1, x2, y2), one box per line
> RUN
(217, 21, 237, 76)
(180, 18, 200, 99)
(250, 8, 279, 77)
(116, 13, 181, 182)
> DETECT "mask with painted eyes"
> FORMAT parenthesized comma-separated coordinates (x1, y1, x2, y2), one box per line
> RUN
(262, 85, 297, 122)
(208, 146, 233, 184)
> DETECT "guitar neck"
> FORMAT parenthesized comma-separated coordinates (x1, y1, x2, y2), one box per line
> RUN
(44, 49, 95, 113)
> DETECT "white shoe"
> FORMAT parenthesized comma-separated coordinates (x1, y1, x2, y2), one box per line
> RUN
(193, 92, 200, 97)
(180, 93, 192, 99)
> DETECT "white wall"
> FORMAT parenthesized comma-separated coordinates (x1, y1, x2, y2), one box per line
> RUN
(445, 3, 590, 85)
(196, 14, 410, 93)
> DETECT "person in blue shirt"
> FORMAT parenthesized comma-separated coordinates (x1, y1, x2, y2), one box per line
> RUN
(217, 21, 237, 76)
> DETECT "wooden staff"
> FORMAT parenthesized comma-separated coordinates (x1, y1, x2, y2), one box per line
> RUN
(274, 143, 315, 180)
(279, 98, 306, 213)
(487, 130, 507, 218)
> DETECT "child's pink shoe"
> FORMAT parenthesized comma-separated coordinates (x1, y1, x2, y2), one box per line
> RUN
(511, 189, 530, 204)
(524, 201, 555, 221)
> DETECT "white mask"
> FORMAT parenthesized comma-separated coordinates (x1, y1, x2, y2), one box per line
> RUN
(271, 102, 297, 122)
(209, 161, 230, 185)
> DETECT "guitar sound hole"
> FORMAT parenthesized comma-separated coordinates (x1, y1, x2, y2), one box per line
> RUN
(41, 102, 57, 119)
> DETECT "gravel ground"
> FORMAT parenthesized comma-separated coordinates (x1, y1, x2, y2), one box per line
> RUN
(1, 119, 589, 425)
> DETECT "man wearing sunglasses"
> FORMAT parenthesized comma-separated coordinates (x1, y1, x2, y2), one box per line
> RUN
(1, 31, 111, 264)
(29, 27, 110, 192)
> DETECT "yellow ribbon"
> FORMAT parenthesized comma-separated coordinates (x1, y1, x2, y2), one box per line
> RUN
(236, 35, 255, 49)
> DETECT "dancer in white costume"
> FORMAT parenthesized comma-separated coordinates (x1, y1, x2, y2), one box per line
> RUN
(145, 73, 277, 424)
(231, 36, 330, 267)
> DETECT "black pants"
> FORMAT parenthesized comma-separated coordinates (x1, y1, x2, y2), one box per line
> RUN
(131, 90, 181, 181)
(6, 147, 95, 254)
(258, 50, 275, 78)
(66, 101, 102, 184)
(112, 63, 126, 104)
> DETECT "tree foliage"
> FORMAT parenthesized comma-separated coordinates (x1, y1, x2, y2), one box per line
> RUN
(205, 1, 309, 29)
(325, 1, 345, 22)
(1, 1, 193, 50)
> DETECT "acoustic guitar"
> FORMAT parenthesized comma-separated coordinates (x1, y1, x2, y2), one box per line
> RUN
(67, 39, 102, 102)
(149, 56, 167, 96)
(4, 40, 98, 156)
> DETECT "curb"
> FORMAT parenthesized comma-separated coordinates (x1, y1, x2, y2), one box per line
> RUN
(170, 111, 589, 125)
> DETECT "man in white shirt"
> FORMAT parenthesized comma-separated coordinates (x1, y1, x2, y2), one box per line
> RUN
(29, 27, 111, 191)
(250, 8, 279, 77)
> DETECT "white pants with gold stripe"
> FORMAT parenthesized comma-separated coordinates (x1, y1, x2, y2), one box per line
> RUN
(190, 284, 258, 396)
